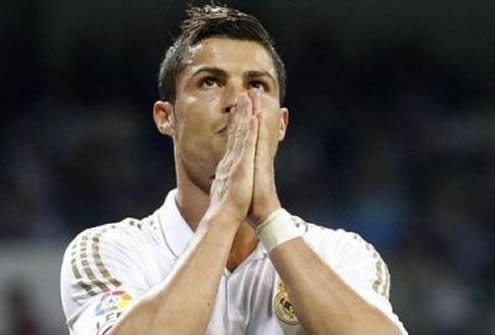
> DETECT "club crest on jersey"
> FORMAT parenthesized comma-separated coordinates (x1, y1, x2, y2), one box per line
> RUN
(274, 280, 299, 325)
(95, 290, 132, 316)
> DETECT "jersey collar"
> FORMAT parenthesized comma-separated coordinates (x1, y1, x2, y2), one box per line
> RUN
(158, 189, 269, 260)
(158, 189, 194, 258)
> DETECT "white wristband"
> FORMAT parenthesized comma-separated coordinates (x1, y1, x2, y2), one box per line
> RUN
(256, 208, 302, 253)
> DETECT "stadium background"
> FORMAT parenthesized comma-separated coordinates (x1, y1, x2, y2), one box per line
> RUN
(1, 0, 494, 334)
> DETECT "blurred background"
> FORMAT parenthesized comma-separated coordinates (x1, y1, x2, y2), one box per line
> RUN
(1, 0, 494, 334)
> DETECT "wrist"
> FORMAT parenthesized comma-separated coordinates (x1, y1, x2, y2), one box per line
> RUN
(250, 198, 281, 228)
(201, 207, 242, 233)
(256, 208, 302, 253)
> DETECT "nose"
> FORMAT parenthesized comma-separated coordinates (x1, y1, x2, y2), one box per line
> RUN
(225, 103, 235, 114)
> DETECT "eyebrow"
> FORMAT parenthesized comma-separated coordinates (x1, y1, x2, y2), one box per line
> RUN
(246, 70, 277, 86)
(191, 67, 228, 79)
(190, 67, 277, 85)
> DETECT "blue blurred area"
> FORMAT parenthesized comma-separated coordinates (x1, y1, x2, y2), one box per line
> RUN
(1, 0, 494, 334)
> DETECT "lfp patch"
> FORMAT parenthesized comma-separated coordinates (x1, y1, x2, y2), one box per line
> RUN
(95, 290, 132, 316)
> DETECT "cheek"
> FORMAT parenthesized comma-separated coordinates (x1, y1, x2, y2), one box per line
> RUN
(259, 96, 283, 154)
(175, 94, 224, 155)
(268, 116, 282, 151)
(176, 95, 208, 131)
(179, 93, 221, 123)
(184, 89, 221, 107)
(261, 97, 281, 132)
(207, 94, 220, 107)
(184, 95, 198, 105)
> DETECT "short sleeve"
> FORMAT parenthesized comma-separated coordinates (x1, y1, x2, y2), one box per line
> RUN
(60, 223, 150, 335)
(321, 230, 408, 335)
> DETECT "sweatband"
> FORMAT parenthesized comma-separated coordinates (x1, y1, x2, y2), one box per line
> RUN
(256, 208, 302, 252)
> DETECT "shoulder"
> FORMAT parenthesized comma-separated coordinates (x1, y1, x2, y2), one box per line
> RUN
(64, 214, 162, 259)
(60, 213, 162, 301)
(291, 214, 367, 255)
(60, 213, 165, 326)
(287, 214, 407, 333)
(291, 214, 389, 292)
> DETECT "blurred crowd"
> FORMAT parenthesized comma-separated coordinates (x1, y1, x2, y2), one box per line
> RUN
(1, 1, 494, 334)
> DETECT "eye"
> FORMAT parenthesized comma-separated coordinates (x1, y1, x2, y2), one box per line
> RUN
(200, 77, 220, 89)
(249, 80, 268, 92)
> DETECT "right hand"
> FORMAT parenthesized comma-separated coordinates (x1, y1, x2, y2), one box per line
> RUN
(206, 94, 258, 226)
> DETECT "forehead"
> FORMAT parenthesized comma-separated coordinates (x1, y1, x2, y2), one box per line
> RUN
(181, 37, 278, 79)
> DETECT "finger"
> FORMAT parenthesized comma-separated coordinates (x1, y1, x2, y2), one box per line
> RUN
(217, 104, 241, 175)
(223, 106, 237, 154)
(230, 96, 256, 186)
(248, 90, 261, 116)
(255, 105, 267, 150)
(238, 94, 251, 132)
(240, 114, 258, 173)
(254, 102, 272, 170)
(231, 95, 251, 156)
(224, 95, 246, 159)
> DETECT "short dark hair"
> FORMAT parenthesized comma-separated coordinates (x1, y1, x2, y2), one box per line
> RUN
(158, 5, 286, 104)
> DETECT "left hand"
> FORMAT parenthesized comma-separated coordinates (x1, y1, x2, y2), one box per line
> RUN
(247, 90, 282, 227)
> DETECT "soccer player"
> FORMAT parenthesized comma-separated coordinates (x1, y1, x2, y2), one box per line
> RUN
(61, 5, 408, 335)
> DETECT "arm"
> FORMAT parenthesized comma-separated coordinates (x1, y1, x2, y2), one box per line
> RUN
(248, 91, 402, 335)
(108, 95, 258, 335)
(269, 238, 402, 335)
(109, 215, 237, 335)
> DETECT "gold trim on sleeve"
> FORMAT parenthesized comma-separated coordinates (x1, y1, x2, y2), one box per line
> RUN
(383, 261, 390, 298)
(70, 236, 98, 297)
(70, 227, 123, 297)
(92, 229, 122, 288)
(370, 247, 389, 298)
(80, 233, 111, 293)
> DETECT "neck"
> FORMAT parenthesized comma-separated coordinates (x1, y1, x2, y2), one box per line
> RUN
(226, 223, 258, 272)
(176, 178, 210, 232)
(175, 160, 258, 272)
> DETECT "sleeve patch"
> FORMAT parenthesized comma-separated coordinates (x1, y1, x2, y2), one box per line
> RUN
(95, 290, 133, 316)
(94, 290, 133, 334)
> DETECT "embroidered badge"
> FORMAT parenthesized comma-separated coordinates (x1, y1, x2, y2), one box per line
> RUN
(95, 290, 132, 316)
(274, 280, 299, 325)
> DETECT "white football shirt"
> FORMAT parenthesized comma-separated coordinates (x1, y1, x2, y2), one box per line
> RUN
(60, 189, 408, 334)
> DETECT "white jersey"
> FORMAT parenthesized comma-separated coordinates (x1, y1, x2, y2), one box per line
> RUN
(60, 189, 408, 334)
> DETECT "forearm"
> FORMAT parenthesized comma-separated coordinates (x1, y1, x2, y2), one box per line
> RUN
(109, 215, 237, 335)
(108, 92, 258, 335)
(270, 238, 400, 335)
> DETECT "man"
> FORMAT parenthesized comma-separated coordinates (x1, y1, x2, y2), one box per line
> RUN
(61, 5, 407, 335)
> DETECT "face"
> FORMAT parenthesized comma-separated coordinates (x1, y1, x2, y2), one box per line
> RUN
(154, 37, 288, 193)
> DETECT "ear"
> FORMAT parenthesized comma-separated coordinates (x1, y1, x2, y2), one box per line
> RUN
(153, 101, 176, 137)
(278, 107, 289, 141)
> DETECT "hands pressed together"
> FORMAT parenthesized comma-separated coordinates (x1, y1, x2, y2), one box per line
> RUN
(208, 90, 281, 230)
